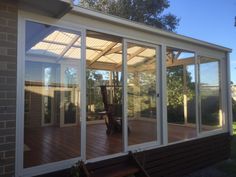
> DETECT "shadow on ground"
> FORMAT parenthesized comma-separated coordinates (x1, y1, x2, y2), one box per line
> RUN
(183, 166, 228, 177)
(184, 126, 236, 177)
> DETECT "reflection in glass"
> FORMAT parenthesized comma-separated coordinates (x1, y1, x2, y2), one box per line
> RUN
(199, 60, 221, 131)
(127, 43, 157, 146)
(166, 47, 197, 143)
(86, 31, 123, 159)
(24, 21, 81, 167)
(43, 67, 52, 125)
(186, 65, 196, 124)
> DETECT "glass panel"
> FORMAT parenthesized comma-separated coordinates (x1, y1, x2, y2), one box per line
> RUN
(127, 43, 157, 146)
(63, 67, 79, 125)
(186, 65, 196, 124)
(42, 67, 53, 125)
(199, 59, 222, 132)
(166, 47, 197, 143)
(24, 21, 81, 167)
(86, 31, 123, 159)
(167, 48, 195, 60)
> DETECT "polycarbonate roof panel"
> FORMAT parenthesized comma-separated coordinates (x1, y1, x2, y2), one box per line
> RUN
(138, 48, 156, 58)
(127, 46, 142, 55)
(64, 47, 81, 59)
(26, 23, 158, 69)
(27, 28, 81, 60)
(128, 56, 146, 66)
(98, 53, 122, 64)
(86, 49, 100, 60)
(86, 37, 111, 50)
(30, 42, 66, 57)
(44, 30, 78, 45)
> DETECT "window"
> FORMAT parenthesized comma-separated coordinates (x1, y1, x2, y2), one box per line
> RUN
(86, 31, 123, 159)
(24, 21, 82, 167)
(199, 58, 222, 132)
(166, 47, 197, 143)
(126, 42, 159, 146)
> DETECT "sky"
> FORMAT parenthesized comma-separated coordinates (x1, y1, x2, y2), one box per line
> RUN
(164, 0, 236, 83)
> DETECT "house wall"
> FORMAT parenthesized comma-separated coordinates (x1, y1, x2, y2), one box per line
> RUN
(0, 1, 18, 177)
(138, 133, 230, 177)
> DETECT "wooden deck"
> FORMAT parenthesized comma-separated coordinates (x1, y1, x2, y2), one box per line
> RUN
(24, 120, 197, 168)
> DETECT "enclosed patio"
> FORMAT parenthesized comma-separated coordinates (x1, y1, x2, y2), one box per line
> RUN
(23, 22, 221, 168)
(14, 6, 232, 177)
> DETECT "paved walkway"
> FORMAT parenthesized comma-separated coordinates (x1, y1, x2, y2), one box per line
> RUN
(183, 166, 228, 177)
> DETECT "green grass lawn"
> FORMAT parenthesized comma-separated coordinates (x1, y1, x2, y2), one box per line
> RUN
(216, 122, 236, 176)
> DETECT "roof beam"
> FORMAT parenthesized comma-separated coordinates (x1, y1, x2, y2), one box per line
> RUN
(131, 55, 156, 71)
(105, 45, 122, 55)
(174, 50, 182, 60)
(56, 35, 80, 62)
(116, 47, 146, 68)
(105, 43, 136, 55)
(89, 42, 117, 66)
(166, 57, 195, 67)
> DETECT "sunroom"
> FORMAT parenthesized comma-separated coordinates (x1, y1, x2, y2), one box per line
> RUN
(15, 2, 232, 177)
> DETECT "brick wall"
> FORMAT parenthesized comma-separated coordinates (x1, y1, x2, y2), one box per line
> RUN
(0, 1, 17, 177)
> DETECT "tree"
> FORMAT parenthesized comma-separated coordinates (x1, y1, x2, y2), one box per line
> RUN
(166, 65, 195, 123)
(79, 0, 179, 31)
(166, 66, 195, 108)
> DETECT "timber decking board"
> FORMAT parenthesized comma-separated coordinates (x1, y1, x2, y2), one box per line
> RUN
(24, 120, 204, 167)
(36, 133, 230, 177)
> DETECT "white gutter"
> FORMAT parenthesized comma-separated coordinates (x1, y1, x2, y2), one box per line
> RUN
(71, 6, 232, 53)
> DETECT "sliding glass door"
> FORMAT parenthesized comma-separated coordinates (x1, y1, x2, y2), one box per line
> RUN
(24, 21, 82, 168)
(23, 21, 161, 169)
(60, 64, 80, 127)
(124, 40, 161, 149)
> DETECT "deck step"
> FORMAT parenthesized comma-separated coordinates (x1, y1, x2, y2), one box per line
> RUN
(80, 152, 150, 177)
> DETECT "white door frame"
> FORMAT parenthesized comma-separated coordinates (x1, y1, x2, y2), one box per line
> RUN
(15, 11, 86, 177)
(123, 39, 161, 152)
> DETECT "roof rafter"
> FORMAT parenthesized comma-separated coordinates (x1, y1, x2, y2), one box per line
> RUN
(89, 42, 117, 66)
(105, 43, 136, 55)
(131, 55, 156, 71)
(116, 47, 146, 69)
(56, 35, 81, 62)
(174, 50, 182, 60)
(105, 45, 122, 55)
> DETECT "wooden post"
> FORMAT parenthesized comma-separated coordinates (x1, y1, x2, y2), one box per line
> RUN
(133, 71, 141, 119)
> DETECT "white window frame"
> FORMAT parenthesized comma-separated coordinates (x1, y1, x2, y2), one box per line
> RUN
(16, 11, 86, 177)
(197, 56, 227, 137)
(165, 46, 199, 143)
